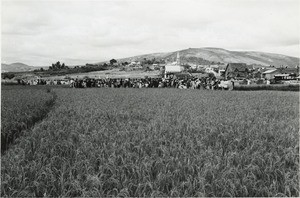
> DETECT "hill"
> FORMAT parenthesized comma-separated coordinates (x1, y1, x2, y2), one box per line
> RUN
(114, 48, 299, 67)
(1, 62, 36, 73)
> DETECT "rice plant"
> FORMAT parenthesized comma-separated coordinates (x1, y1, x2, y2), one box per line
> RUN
(1, 88, 299, 197)
(1, 86, 56, 152)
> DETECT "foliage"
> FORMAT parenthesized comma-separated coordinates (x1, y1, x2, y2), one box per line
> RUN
(49, 61, 69, 70)
(141, 58, 158, 65)
(121, 62, 129, 66)
(2, 72, 15, 79)
(35, 64, 109, 76)
(1, 88, 299, 197)
(110, 59, 117, 65)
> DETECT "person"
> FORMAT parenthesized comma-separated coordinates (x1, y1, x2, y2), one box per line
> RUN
(229, 78, 234, 90)
(70, 79, 75, 88)
(210, 80, 214, 90)
(247, 79, 251, 85)
(144, 79, 149, 88)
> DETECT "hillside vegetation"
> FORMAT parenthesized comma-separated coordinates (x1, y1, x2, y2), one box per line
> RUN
(1, 88, 299, 197)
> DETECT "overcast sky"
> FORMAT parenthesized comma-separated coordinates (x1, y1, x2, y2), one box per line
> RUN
(1, 0, 299, 66)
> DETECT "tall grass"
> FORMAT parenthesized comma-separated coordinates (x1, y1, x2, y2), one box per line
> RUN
(1, 88, 299, 197)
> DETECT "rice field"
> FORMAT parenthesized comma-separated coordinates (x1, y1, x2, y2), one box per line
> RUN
(233, 84, 300, 91)
(1, 87, 299, 197)
(1, 86, 56, 152)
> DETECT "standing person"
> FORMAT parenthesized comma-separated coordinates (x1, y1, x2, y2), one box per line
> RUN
(70, 79, 74, 88)
(211, 79, 214, 90)
(195, 79, 200, 89)
(124, 79, 128, 88)
(149, 79, 153, 88)
(82, 80, 86, 88)
(174, 79, 179, 88)
(145, 79, 149, 88)
(170, 79, 174, 88)
(229, 78, 235, 90)
(75, 79, 79, 88)
(120, 79, 124, 87)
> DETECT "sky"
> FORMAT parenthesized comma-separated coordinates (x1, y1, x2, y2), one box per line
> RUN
(1, 0, 300, 66)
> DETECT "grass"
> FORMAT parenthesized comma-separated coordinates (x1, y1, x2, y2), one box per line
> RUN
(234, 84, 300, 91)
(1, 88, 299, 197)
(1, 85, 56, 152)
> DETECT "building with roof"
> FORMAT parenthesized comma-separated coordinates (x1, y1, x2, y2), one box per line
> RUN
(262, 69, 280, 79)
(224, 63, 249, 80)
(262, 67, 299, 80)
(164, 52, 184, 78)
(205, 65, 226, 78)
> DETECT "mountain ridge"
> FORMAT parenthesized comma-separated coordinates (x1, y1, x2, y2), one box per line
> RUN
(111, 48, 299, 68)
(2, 48, 299, 72)
(1, 62, 35, 73)
(1, 63, 47, 73)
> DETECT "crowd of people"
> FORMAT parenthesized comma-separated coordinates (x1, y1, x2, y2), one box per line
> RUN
(70, 77, 227, 90)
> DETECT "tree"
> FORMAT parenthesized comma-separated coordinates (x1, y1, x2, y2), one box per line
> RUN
(49, 61, 67, 70)
(110, 59, 117, 65)
(56, 61, 61, 69)
(3, 73, 15, 79)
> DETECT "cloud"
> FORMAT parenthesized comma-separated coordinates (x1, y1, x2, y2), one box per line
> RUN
(1, 0, 299, 65)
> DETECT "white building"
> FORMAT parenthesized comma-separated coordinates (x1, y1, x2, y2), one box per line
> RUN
(164, 52, 184, 77)
(205, 66, 225, 77)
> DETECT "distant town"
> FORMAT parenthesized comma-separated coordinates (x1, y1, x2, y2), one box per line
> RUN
(1, 48, 300, 90)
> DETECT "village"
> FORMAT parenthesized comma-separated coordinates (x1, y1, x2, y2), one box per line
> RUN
(5, 52, 300, 90)
(2, 0, 299, 197)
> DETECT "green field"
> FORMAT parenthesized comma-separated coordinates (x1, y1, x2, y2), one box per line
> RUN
(1, 87, 299, 197)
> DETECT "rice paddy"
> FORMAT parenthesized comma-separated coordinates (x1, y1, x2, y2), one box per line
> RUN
(1, 87, 299, 197)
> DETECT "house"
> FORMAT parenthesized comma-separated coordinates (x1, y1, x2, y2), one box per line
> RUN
(224, 63, 249, 80)
(205, 65, 225, 77)
(262, 69, 280, 79)
(164, 52, 184, 77)
(262, 67, 299, 80)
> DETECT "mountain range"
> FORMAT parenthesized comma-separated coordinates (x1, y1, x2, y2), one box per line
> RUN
(2, 48, 299, 72)
(116, 48, 299, 67)
(1, 62, 37, 73)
